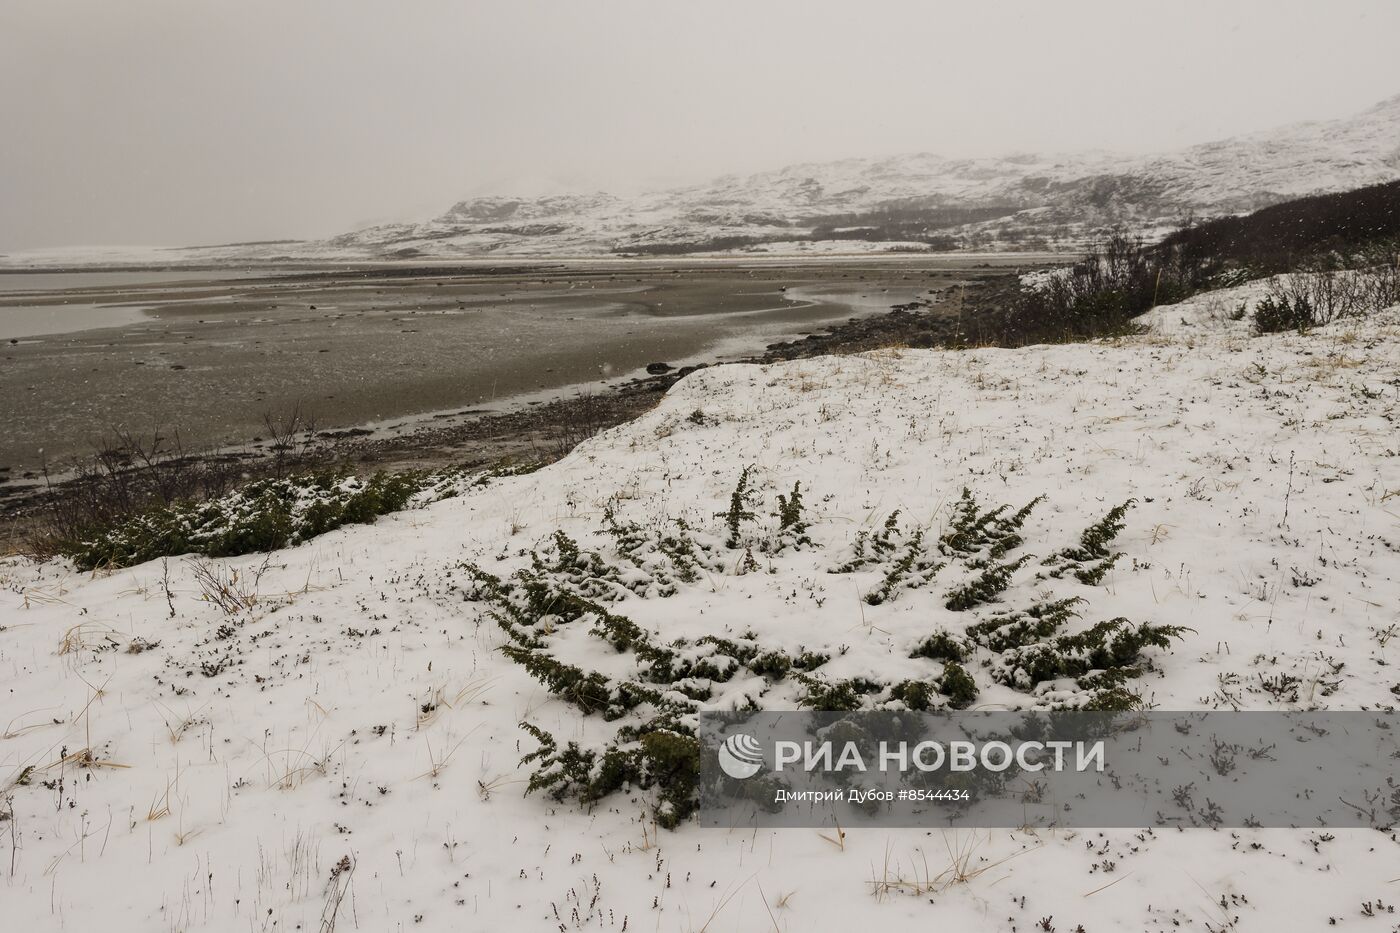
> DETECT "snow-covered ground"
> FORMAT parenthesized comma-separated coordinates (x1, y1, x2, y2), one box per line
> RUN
(3, 293, 1399, 931)
(1136, 279, 1272, 338)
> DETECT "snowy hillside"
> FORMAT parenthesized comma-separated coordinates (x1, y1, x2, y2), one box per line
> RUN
(4, 293, 1399, 930)
(294, 92, 1400, 259)
(5, 94, 1398, 268)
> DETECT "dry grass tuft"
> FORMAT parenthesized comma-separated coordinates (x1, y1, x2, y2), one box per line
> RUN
(868, 831, 1042, 901)
(57, 621, 119, 655)
(188, 557, 262, 614)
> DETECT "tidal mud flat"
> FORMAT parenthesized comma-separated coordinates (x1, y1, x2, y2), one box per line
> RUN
(0, 257, 1043, 475)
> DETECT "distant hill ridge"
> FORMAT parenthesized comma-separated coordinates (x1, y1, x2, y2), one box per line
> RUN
(312, 91, 1400, 259)
(6, 93, 1399, 266)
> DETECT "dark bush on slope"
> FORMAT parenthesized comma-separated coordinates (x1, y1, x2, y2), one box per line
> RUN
(997, 233, 1215, 343)
(1159, 179, 1400, 273)
(995, 180, 1400, 344)
(56, 470, 428, 570)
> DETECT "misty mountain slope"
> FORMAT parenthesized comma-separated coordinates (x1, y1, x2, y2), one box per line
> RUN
(3, 93, 1397, 267)
(312, 91, 1398, 259)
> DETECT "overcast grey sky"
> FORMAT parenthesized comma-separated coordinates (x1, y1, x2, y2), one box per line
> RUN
(2, 0, 1397, 251)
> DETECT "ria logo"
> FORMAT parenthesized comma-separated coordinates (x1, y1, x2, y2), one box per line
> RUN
(718, 733, 764, 780)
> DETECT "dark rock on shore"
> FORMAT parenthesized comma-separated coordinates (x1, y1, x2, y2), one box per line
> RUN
(757, 274, 1024, 361)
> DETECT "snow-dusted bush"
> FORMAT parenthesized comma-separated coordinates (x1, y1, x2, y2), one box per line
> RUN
(1254, 265, 1400, 333)
(1252, 291, 1315, 334)
(62, 470, 430, 570)
(1004, 234, 1212, 343)
(461, 484, 1183, 828)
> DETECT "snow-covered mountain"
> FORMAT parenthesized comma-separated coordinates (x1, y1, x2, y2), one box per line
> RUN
(6, 93, 1399, 267)
(305, 92, 1400, 259)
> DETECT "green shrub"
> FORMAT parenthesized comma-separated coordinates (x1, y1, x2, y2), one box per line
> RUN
(833, 512, 942, 605)
(464, 487, 1194, 825)
(939, 662, 979, 709)
(717, 466, 758, 548)
(964, 597, 1084, 652)
(910, 629, 971, 662)
(887, 679, 938, 711)
(519, 723, 701, 829)
(992, 619, 1190, 690)
(1045, 500, 1134, 584)
(833, 511, 902, 572)
(765, 481, 813, 553)
(60, 469, 433, 570)
(797, 675, 883, 711)
(940, 489, 1043, 559)
(1252, 293, 1315, 334)
(865, 530, 943, 605)
(944, 554, 1033, 611)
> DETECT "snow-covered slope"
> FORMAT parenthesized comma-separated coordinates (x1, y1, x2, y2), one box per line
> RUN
(4, 295, 1399, 930)
(5, 94, 1398, 268)
(322, 92, 1400, 259)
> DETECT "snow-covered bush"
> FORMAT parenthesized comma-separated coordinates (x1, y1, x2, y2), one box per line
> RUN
(460, 482, 1183, 828)
(62, 469, 445, 570)
(1254, 265, 1400, 333)
(1252, 292, 1315, 334)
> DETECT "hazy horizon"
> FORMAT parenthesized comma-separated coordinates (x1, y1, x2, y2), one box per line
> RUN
(3, 0, 1399, 251)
